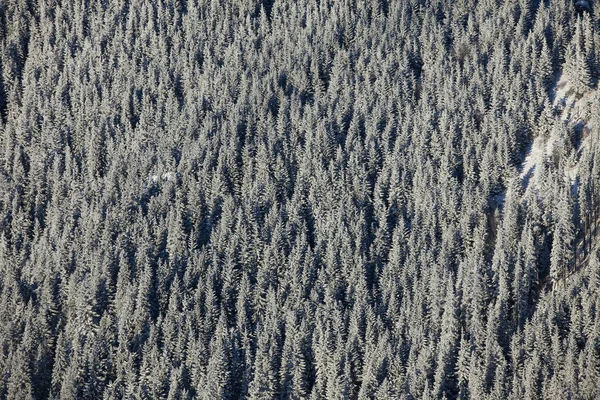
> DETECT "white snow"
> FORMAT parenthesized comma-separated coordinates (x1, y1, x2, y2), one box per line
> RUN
(502, 73, 596, 209)
(162, 172, 175, 181)
(146, 171, 176, 187)
(519, 135, 550, 183)
(553, 76, 573, 109)
(518, 74, 595, 193)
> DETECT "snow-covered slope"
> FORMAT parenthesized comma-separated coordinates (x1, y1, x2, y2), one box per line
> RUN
(517, 74, 595, 195)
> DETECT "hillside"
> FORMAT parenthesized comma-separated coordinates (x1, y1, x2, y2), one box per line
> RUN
(1, 0, 600, 399)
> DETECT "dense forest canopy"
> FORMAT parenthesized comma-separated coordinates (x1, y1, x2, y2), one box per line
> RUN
(1, 0, 600, 398)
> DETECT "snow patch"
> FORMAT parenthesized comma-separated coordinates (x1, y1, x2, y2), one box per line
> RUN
(162, 172, 176, 181)
(506, 73, 596, 202)
(517, 134, 556, 195)
(553, 76, 573, 108)
(146, 171, 177, 186)
(528, 74, 593, 188)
